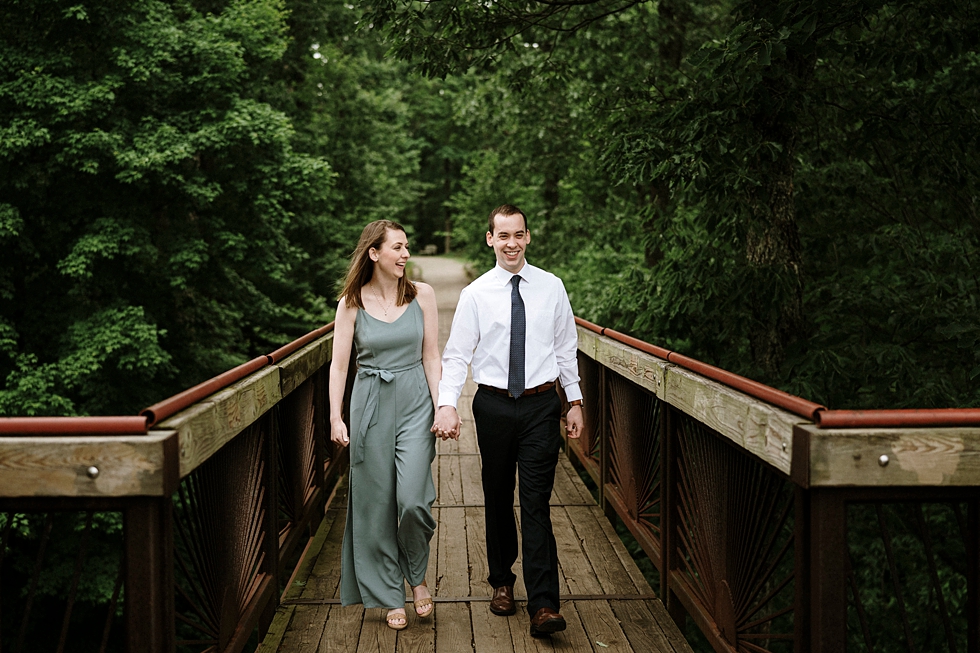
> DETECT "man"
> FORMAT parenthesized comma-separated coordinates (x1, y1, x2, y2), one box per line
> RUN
(432, 204, 584, 637)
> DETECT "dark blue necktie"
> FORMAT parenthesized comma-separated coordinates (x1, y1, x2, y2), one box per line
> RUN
(508, 275, 525, 398)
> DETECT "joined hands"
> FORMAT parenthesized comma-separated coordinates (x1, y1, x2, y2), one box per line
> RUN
(431, 405, 461, 440)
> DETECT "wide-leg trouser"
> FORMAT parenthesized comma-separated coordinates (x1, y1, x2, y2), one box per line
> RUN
(341, 374, 436, 609)
(473, 386, 562, 616)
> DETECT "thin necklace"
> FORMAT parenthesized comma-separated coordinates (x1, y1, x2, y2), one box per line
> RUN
(370, 283, 393, 316)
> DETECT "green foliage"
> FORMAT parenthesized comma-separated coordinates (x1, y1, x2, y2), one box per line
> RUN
(0, 512, 125, 652)
(848, 503, 969, 651)
(368, 0, 980, 409)
(0, 1, 448, 646)
(0, 0, 339, 415)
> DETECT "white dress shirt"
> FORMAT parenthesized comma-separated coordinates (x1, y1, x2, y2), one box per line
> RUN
(438, 262, 583, 408)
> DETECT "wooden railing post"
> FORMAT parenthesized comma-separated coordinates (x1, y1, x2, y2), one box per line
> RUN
(660, 404, 685, 628)
(793, 486, 810, 653)
(807, 488, 847, 653)
(970, 499, 980, 653)
(260, 410, 280, 635)
(598, 365, 614, 522)
(124, 498, 175, 653)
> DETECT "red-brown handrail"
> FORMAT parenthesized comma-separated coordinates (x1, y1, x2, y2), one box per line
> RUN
(8, 318, 980, 432)
(815, 408, 980, 428)
(0, 323, 337, 434)
(0, 415, 149, 435)
(266, 322, 335, 364)
(576, 316, 980, 428)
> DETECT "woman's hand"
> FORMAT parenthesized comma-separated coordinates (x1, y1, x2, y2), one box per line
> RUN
(331, 417, 350, 447)
(431, 406, 461, 440)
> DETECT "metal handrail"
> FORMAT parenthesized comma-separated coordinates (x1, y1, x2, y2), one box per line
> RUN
(0, 323, 345, 653)
(569, 318, 980, 653)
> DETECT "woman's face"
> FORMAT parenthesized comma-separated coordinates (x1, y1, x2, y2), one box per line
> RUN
(370, 228, 410, 279)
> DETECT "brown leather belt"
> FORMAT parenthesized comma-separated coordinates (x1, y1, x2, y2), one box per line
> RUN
(478, 381, 556, 398)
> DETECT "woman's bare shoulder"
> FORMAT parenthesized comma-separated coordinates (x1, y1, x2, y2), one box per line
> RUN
(335, 297, 358, 322)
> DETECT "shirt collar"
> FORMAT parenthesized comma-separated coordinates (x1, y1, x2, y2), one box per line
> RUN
(493, 262, 534, 286)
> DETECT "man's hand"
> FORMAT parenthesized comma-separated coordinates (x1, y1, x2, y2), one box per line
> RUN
(431, 405, 461, 440)
(565, 405, 584, 439)
(330, 417, 350, 447)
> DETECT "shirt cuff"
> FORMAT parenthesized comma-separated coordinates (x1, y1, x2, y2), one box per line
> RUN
(562, 382, 583, 404)
(437, 392, 460, 409)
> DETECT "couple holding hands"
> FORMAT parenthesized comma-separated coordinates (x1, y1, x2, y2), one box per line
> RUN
(328, 204, 584, 636)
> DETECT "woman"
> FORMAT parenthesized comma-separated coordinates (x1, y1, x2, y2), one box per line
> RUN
(329, 220, 441, 630)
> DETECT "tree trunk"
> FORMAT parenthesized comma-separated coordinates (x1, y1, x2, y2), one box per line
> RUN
(744, 45, 814, 377)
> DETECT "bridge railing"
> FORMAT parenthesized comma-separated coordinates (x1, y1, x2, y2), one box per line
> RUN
(6, 314, 980, 653)
(569, 318, 980, 653)
(0, 327, 344, 653)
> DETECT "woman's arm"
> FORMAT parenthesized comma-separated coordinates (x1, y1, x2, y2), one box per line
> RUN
(328, 299, 357, 446)
(416, 283, 443, 419)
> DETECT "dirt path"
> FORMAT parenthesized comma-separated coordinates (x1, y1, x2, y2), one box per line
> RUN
(411, 256, 472, 348)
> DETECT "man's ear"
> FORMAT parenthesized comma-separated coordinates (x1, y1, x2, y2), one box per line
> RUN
(525, 229, 531, 245)
(486, 231, 493, 247)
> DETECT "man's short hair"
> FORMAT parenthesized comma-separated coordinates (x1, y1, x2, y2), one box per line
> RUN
(488, 204, 527, 235)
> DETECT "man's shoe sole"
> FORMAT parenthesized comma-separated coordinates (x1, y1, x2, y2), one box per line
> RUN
(530, 617, 566, 637)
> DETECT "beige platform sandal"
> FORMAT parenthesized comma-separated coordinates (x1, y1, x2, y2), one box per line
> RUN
(386, 608, 408, 630)
(412, 582, 433, 618)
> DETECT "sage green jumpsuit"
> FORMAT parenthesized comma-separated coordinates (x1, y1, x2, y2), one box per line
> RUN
(340, 299, 437, 608)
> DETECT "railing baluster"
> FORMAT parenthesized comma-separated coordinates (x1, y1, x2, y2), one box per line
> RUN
(124, 499, 175, 653)
(662, 404, 685, 628)
(969, 499, 979, 653)
(808, 489, 847, 653)
(793, 488, 808, 653)
(596, 360, 612, 516)
(261, 409, 280, 635)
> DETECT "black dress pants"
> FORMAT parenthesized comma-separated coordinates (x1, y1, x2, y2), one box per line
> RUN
(472, 386, 562, 616)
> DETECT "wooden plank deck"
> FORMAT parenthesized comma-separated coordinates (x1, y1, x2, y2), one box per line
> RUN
(257, 256, 692, 653)
(259, 403, 691, 653)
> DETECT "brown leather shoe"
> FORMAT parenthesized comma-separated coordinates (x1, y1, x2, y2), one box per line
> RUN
(529, 607, 566, 637)
(489, 585, 516, 616)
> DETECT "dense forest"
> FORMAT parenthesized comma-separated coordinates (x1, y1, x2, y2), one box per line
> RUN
(1, 0, 977, 420)
(1, 1, 978, 651)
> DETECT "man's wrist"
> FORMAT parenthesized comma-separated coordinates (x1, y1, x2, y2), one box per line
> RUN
(568, 399, 583, 407)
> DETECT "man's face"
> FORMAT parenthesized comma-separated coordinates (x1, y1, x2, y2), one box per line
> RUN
(487, 212, 530, 274)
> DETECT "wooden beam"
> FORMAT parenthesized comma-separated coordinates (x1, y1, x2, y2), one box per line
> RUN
(579, 326, 668, 399)
(159, 365, 282, 478)
(664, 365, 799, 475)
(577, 327, 801, 475)
(277, 333, 333, 398)
(796, 423, 980, 486)
(0, 332, 334, 499)
(0, 430, 178, 497)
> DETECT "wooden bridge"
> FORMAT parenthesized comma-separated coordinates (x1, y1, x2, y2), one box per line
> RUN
(253, 256, 690, 652)
(258, 375, 690, 652)
(2, 256, 980, 653)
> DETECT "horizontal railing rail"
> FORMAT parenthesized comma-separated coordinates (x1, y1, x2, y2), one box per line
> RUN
(569, 317, 980, 653)
(0, 324, 344, 653)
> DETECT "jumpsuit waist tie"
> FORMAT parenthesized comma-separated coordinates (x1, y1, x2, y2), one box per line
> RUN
(351, 360, 423, 465)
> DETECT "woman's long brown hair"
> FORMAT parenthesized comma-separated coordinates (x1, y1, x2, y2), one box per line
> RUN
(338, 220, 418, 309)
